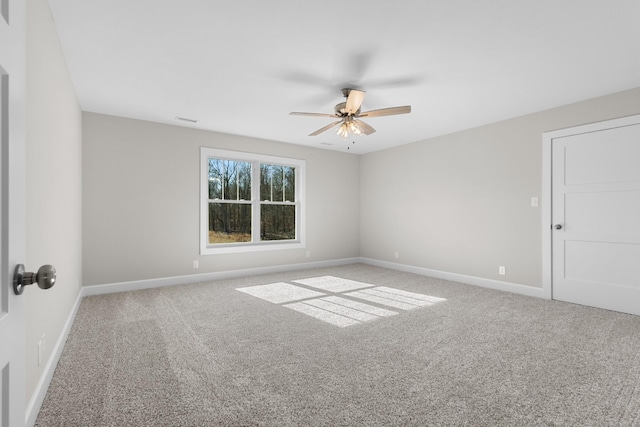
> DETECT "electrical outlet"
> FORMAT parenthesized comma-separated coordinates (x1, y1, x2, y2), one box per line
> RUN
(394, 251, 400, 259)
(531, 197, 539, 207)
(306, 251, 311, 258)
(499, 266, 506, 275)
(192, 260, 199, 269)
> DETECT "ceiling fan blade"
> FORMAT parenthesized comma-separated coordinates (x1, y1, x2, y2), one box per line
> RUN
(364, 75, 423, 89)
(345, 89, 366, 115)
(290, 112, 338, 118)
(346, 50, 375, 82)
(309, 120, 342, 136)
(359, 105, 411, 118)
(354, 119, 376, 135)
(276, 71, 333, 88)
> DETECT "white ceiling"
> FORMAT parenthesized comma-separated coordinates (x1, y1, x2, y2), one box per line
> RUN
(48, 0, 640, 154)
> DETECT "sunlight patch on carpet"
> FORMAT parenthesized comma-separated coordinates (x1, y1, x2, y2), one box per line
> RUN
(236, 277, 446, 327)
(345, 290, 418, 310)
(236, 282, 325, 304)
(293, 276, 373, 292)
(344, 286, 446, 310)
(302, 298, 380, 322)
(321, 296, 398, 317)
(375, 286, 447, 304)
(284, 302, 363, 327)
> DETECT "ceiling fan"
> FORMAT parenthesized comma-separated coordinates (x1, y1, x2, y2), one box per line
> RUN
(289, 88, 411, 138)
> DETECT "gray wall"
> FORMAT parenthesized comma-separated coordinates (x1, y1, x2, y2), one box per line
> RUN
(82, 113, 361, 285)
(25, 0, 83, 405)
(360, 87, 640, 288)
(83, 87, 640, 290)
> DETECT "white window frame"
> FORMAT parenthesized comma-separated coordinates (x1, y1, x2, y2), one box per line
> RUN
(200, 147, 306, 254)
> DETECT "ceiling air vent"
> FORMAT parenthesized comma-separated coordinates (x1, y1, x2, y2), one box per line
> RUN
(175, 116, 198, 123)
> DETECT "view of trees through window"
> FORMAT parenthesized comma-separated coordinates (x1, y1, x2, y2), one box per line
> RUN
(208, 159, 252, 244)
(260, 164, 296, 241)
(207, 158, 296, 245)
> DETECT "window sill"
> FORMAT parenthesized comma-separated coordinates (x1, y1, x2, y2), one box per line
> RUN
(200, 240, 305, 255)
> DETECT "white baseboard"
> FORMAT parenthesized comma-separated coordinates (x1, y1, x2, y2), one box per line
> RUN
(25, 289, 84, 427)
(82, 257, 361, 296)
(80, 256, 544, 299)
(359, 258, 544, 299)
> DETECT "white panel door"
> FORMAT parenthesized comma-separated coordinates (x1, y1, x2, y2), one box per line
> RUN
(552, 122, 640, 315)
(0, 0, 26, 425)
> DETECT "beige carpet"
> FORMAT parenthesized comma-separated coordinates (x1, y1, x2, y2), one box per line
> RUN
(36, 264, 640, 426)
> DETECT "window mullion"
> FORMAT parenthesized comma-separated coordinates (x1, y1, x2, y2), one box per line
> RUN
(295, 166, 301, 240)
(251, 160, 260, 243)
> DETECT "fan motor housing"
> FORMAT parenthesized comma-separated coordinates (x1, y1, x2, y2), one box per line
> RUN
(334, 102, 360, 116)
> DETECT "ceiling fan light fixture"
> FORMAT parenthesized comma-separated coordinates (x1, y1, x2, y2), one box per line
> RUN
(336, 117, 363, 139)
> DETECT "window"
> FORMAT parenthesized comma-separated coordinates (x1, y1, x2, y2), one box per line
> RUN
(200, 148, 305, 254)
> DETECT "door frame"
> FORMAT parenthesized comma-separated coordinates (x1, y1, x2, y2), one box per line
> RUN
(541, 113, 640, 301)
(0, 0, 27, 424)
